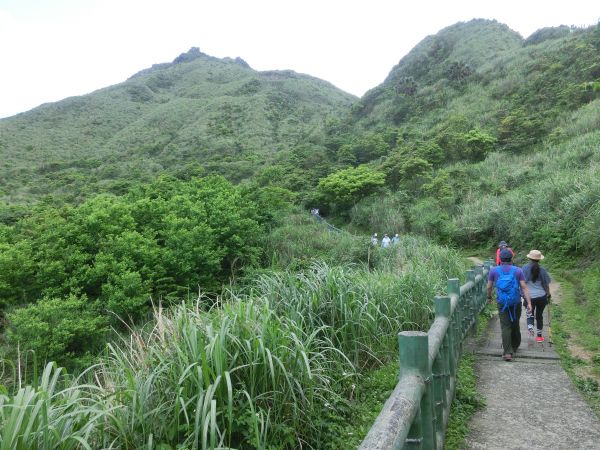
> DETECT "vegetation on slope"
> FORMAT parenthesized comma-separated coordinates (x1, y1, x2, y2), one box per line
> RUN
(0, 47, 354, 206)
(0, 230, 467, 448)
(0, 175, 295, 369)
(1, 17, 600, 448)
(551, 265, 600, 416)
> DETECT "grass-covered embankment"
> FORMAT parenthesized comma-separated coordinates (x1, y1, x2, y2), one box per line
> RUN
(0, 231, 468, 449)
(550, 264, 600, 417)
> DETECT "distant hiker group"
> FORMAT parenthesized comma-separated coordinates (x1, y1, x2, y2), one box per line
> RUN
(487, 240, 552, 362)
(371, 233, 400, 248)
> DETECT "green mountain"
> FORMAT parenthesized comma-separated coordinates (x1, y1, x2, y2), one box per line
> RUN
(351, 19, 599, 144)
(352, 19, 522, 124)
(2, 19, 600, 236)
(0, 47, 355, 204)
(339, 19, 600, 258)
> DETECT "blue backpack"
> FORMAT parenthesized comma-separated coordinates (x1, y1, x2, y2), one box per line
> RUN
(495, 266, 521, 319)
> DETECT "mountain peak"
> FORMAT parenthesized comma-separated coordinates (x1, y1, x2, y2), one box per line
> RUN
(172, 47, 207, 64)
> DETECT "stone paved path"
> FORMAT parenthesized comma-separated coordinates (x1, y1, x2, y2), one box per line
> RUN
(464, 299, 600, 449)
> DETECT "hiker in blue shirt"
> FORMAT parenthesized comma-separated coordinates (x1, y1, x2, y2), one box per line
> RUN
(522, 250, 552, 342)
(391, 233, 400, 245)
(487, 248, 533, 361)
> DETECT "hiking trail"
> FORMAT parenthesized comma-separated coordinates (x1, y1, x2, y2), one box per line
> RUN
(463, 258, 600, 449)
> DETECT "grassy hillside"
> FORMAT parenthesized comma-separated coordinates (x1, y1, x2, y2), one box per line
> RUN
(1, 18, 600, 448)
(352, 19, 598, 138)
(0, 48, 355, 205)
(310, 20, 600, 248)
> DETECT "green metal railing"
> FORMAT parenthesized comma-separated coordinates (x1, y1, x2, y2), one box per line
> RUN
(359, 261, 492, 450)
(311, 212, 342, 233)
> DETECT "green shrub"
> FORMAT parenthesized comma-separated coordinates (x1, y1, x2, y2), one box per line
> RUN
(1, 175, 269, 365)
(408, 199, 457, 243)
(6, 295, 108, 368)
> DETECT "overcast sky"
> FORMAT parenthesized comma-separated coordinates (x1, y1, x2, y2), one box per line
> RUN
(0, 0, 598, 118)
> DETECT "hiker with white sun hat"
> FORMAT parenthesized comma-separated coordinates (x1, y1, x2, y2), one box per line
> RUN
(522, 250, 552, 342)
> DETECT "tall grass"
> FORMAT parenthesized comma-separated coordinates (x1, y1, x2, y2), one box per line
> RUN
(94, 299, 338, 448)
(264, 212, 371, 270)
(348, 193, 407, 236)
(452, 127, 600, 257)
(1, 236, 468, 448)
(0, 363, 103, 450)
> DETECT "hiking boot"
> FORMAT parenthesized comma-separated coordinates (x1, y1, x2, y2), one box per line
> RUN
(502, 353, 513, 361)
(535, 335, 545, 342)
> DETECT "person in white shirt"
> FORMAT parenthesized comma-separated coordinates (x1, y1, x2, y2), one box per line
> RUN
(381, 234, 391, 248)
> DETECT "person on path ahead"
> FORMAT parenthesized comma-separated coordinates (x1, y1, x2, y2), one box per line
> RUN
(371, 233, 378, 247)
(381, 234, 391, 248)
(495, 240, 515, 265)
(392, 233, 400, 245)
(522, 250, 551, 342)
(487, 248, 532, 361)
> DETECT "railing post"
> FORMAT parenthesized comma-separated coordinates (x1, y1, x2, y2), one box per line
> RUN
(400, 331, 435, 449)
(360, 266, 494, 450)
(434, 296, 452, 437)
(447, 278, 461, 360)
(476, 265, 486, 310)
(466, 270, 476, 335)
(432, 352, 443, 441)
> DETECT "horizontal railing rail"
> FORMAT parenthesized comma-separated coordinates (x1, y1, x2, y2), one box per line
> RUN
(359, 261, 492, 450)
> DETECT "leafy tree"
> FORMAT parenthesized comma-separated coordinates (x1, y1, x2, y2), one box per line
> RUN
(413, 141, 444, 166)
(382, 151, 433, 191)
(446, 61, 474, 84)
(394, 76, 418, 96)
(336, 144, 358, 166)
(317, 165, 386, 211)
(239, 184, 297, 226)
(422, 172, 455, 207)
(463, 129, 496, 161)
(335, 132, 390, 165)
(497, 110, 546, 152)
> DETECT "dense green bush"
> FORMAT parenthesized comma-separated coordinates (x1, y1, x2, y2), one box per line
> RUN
(407, 199, 457, 244)
(7, 295, 108, 367)
(0, 175, 284, 367)
(316, 165, 386, 213)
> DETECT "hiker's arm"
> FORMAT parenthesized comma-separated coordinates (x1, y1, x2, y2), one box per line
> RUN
(486, 280, 493, 303)
(519, 280, 532, 313)
(543, 270, 552, 300)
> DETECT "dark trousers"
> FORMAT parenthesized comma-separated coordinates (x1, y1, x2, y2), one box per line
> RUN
(527, 296, 548, 333)
(498, 303, 522, 355)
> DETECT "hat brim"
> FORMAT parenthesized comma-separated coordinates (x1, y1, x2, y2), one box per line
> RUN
(526, 253, 544, 260)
